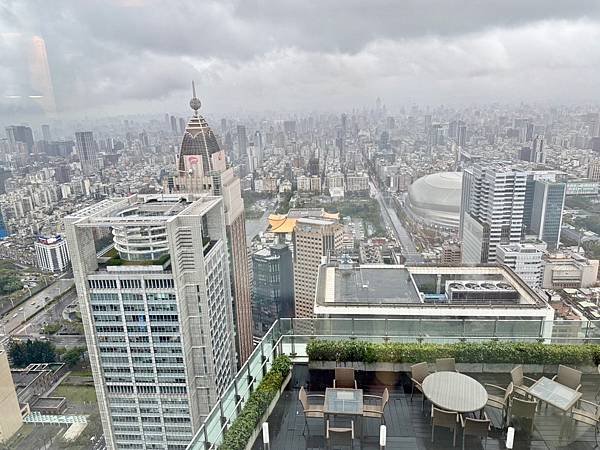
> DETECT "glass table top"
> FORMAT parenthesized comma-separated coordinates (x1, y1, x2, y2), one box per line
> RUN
(324, 388, 363, 415)
(527, 377, 582, 411)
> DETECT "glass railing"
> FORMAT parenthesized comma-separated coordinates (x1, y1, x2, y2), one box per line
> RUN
(187, 317, 600, 449)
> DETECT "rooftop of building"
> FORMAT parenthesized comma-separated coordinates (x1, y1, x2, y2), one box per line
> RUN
(65, 193, 221, 226)
(268, 208, 340, 234)
(315, 263, 548, 309)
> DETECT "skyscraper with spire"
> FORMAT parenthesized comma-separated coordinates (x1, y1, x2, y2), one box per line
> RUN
(169, 82, 254, 364)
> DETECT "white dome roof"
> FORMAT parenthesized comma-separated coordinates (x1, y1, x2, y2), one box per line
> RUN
(407, 172, 463, 229)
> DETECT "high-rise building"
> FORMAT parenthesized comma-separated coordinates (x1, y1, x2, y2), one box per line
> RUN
(252, 244, 294, 336)
(497, 243, 545, 289)
(532, 135, 546, 164)
(460, 163, 527, 264)
(457, 123, 467, 147)
(170, 115, 178, 135)
(0, 349, 22, 444)
(178, 117, 186, 135)
(5, 125, 34, 154)
(35, 235, 70, 272)
(530, 179, 566, 250)
(293, 218, 343, 317)
(441, 241, 462, 265)
(75, 131, 98, 175)
(65, 193, 236, 450)
(588, 161, 600, 181)
(172, 83, 254, 363)
(41, 124, 51, 141)
(237, 125, 247, 161)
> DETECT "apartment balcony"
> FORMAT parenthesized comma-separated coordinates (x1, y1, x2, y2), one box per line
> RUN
(187, 318, 600, 450)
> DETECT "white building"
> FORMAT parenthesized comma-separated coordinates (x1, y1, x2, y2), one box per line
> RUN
(497, 242, 546, 289)
(65, 194, 236, 450)
(542, 251, 599, 289)
(461, 163, 527, 264)
(35, 235, 70, 272)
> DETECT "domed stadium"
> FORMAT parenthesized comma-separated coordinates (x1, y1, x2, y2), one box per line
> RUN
(406, 172, 463, 230)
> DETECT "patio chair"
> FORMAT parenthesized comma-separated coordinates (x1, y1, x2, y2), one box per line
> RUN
(596, 365, 600, 401)
(460, 413, 491, 450)
(410, 362, 430, 410)
(326, 419, 354, 450)
(508, 396, 537, 434)
(298, 386, 325, 436)
(436, 357, 457, 372)
(334, 367, 357, 389)
(484, 381, 513, 428)
(552, 364, 582, 391)
(431, 405, 459, 447)
(570, 399, 600, 447)
(510, 365, 537, 397)
(363, 388, 389, 425)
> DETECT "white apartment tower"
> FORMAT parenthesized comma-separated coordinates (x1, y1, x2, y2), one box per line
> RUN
(496, 242, 546, 289)
(65, 194, 236, 450)
(293, 218, 343, 317)
(35, 235, 70, 272)
(460, 163, 527, 264)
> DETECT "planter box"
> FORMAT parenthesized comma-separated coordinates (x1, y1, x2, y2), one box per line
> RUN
(243, 371, 292, 450)
(309, 360, 598, 375)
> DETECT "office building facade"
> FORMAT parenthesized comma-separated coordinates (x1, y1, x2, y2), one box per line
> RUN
(530, 180, 566, 250)
(293, 218, 343, 318)
(35, 235, 70, 272)
(460, 163, 527, 264)
(75, 131, 98, 175)
(497, 243, 545, 289)
(65, 194, 236, 450)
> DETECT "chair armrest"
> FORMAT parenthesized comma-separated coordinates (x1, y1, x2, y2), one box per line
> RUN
(304, 407, 323, 414)
(306, 394, 325, 399)
(523, 376, 538, 385)
(575, 384, 582, 392)
(578, 399, 600, 413)
(484, 383, 507, 393)
(459, 414, 465, 427)
(551, 375, 557, 382)
(363, 394, 383, 400)
(411, 378, 422, 387)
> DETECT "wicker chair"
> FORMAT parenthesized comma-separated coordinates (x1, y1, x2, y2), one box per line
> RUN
(326, 419, 354, 450)
(436, 357, 457, 372)
(508, 396, 538, 434)
(410, 362, 430, 409)
(510, 365, 537, 397)
(460, 413, 491, 450)
(298, 386, 324, 436)
(431, 405, 459, 447)
(552, 365, 582, 391)
(485, 381, 513, 428)
(334, 367, 357, 389)
(363, 388, 389, 425)
(570, 399, 600, 447)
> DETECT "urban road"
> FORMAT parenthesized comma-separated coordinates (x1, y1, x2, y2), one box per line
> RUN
(369, 180, 424, 263)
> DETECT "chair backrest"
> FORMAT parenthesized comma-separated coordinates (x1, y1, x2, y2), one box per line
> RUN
(411, 362, 429, 384)
(510, 397, 537, 420)
(432, 406, 458, 428)
(503, 382, 514, 405)
(299, 386, 308, 411)
(334, 368, 356, 389)
(327, 420, 353, 447)
(510, 365, 524, 386)
(463, 417, 490, 438)
(556, 365, 582, 390)
(436, 357, 456, 372)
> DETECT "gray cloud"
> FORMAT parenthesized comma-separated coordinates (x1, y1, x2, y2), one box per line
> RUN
(1, 0, 599, 119)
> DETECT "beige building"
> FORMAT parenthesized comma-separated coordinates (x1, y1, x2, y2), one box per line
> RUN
(0, 349, 22, 444)
(293, 218, 343, 317)
(542, 251, 599, 289)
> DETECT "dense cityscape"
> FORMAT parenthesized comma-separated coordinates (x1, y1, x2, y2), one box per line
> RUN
(2, 2, 600, 450)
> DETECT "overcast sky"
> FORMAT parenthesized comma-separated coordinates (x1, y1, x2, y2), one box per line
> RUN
(1, 0, 600, 119)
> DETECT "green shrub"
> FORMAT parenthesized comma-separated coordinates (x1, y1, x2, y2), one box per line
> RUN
(306, 340, 600, 366)
(218, 355, 292, 450)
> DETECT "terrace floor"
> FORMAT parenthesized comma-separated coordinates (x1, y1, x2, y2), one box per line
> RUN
(254, 365, 600, 450)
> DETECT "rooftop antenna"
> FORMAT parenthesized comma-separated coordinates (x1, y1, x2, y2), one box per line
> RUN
(190, 80, 201, 117)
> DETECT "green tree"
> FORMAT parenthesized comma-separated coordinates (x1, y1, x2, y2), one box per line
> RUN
(63, 347, 86, 367)
(8, 339, 57, 367)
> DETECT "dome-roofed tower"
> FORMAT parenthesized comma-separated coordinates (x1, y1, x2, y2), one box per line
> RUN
(178, 81, 223, 176)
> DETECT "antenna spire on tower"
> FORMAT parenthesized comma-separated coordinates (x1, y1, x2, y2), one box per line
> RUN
(189, 80, 201, 116)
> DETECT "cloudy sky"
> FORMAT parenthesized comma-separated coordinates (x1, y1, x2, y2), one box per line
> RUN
(1, 0, 600, 119)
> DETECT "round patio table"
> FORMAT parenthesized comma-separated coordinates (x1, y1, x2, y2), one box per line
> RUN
(422, 371, 488, 413)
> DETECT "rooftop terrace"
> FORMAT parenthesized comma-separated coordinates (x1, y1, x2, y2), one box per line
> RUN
(187, 318, 600, 450)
